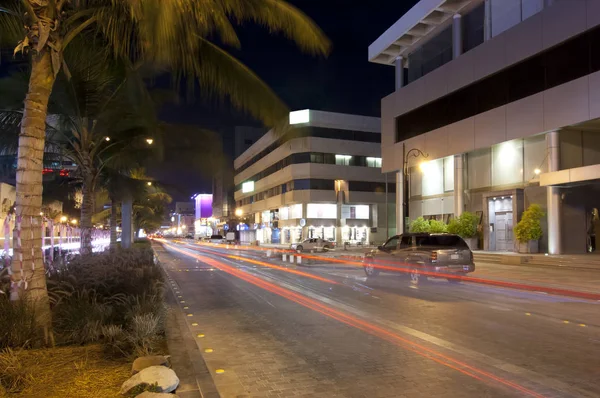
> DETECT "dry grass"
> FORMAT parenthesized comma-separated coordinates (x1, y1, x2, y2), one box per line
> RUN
(0, 344, 130, 398)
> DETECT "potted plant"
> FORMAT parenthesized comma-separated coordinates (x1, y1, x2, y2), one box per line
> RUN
(409, 216, 430, 233)
(447, 212, 479, 250)
(514, 204, 544, 253)
(428, 219, 448, 233)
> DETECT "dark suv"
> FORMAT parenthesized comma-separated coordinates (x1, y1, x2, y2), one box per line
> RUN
(363, 233, 475, 283)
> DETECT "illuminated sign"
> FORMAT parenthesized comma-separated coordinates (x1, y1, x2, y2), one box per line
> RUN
(242, 181, 255, 193)
(289, 109, 310, 125)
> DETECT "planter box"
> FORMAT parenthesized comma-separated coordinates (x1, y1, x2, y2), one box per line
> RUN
(517, 240, 539, 253)
(464, 237, 478, 250)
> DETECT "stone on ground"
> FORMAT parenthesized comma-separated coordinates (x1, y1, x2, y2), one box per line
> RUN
(120, 366, 179, 395)
(132, 355, 171, 375)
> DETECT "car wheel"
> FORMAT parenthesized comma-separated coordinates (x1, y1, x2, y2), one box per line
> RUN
(363, 259, 380, 277)
(296, 245, 303, 252)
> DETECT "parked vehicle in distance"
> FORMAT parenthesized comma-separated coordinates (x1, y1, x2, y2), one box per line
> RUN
(209, 234, 225, 244)
(184, 233, 194, 239)
(291, 238, 335, 252)
(363, 233, 475, 283)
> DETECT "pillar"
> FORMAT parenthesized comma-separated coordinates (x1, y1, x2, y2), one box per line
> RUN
(394, 56, 404, 91)
(452, 14, 463, 59)
(396, 171, 404, 235)
(122, 194, 133, 249)
(484, 0, 492, 41)
(546, 131, 562, 254)
(454, 154, 464, 217)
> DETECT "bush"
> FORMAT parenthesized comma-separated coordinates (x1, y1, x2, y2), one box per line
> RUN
(515, 204, 544, 243)
(46, 246, 165, 356)
(0, 295, 38, 349)
(428, 219, 448, 233)
(409, 217, 430, 233)
(447, 212, 478, 238)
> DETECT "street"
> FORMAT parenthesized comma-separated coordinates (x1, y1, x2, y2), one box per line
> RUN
(155, 240, 600, 398)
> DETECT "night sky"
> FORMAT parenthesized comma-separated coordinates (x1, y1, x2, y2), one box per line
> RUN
(158, 0, 418, 201)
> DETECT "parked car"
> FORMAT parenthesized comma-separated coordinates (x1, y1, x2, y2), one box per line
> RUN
(291, 238, 335, 252)
(363, 233, 475, 283)
(209, 234, 225, 244)
(184, 233, 194, 239)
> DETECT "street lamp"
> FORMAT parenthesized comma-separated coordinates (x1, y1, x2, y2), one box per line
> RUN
(403, 144, 428, 233)
(105, 136, 111, 142)
(146, 138, 154, 145)
(60, 216, 67, 223)
(235, 208, 243, 217)
(147, 181, 152, 186)
(71, 219, 78, 225)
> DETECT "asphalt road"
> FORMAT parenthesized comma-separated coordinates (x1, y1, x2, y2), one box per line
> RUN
(155, 240, 600, 398)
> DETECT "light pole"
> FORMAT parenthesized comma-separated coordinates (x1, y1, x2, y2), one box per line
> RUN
(403, 143, 428, 233)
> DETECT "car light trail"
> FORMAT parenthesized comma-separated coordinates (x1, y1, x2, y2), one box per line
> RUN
(161, 241, 546, 397)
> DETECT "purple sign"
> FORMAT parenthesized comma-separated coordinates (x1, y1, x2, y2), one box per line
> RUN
(195, 194, 213, 219)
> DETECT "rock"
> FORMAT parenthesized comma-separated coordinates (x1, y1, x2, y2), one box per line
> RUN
(135, 393, 179, 398)
(120, 366, 179, 395)
(132, 355, 170, 375)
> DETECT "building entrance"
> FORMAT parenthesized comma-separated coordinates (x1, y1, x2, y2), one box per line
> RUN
(488, 196, 514, 251)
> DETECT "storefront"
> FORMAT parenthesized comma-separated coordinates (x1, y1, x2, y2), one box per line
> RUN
(308, 226, 335, 240)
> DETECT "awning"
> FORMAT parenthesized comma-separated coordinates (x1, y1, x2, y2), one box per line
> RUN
(540, 164, 600, 187)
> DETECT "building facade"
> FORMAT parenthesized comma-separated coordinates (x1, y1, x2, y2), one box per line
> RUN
(234, 110, 396, 245)
(172, 201, 195, 236)
(370, 0, 600, 254)
(192, 194, 214, 238)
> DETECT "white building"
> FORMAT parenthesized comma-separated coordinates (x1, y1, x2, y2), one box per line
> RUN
(234, 110, 396, 245)
(370, 0, 600, 254)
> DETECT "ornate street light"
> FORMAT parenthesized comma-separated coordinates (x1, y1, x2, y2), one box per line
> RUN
(402, 144, 428, 233)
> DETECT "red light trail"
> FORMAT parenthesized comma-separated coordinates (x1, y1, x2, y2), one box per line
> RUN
(161, 241, 546, 397)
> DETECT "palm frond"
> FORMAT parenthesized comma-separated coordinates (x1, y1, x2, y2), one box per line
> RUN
(0, 1, 25, 49)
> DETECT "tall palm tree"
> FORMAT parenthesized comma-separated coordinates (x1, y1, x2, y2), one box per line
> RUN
(0, 0, 329, 343)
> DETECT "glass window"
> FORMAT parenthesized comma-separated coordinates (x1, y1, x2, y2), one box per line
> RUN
(491, 139, 523, 187)
(307, 203, 337, 219)
(366, 157, 382, 168)
(311, 153, 324, 163)
(400, 236, 412, 249)
(462, 3, 484, 53)
(383, 236, 399, 251)
(335, 155, 352, 166)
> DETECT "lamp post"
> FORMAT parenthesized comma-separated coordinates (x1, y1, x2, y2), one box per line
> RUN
(403, 143, 428, 233)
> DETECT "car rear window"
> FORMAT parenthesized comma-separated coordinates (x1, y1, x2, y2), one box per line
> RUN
(416, 235, 468, 248)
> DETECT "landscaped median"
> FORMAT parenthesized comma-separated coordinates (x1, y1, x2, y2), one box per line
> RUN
(0, 240, 182, 397)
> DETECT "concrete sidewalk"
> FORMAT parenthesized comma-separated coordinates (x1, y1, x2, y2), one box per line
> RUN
(474, 251, 600, 271)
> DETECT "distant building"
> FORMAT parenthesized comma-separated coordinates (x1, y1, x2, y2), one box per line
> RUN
(234, 110, 396, 245)
(172, 201, 195, 236)
(192, 194, 213, 238)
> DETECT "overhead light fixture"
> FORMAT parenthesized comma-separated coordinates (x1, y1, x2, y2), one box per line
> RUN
(493, 197, 497, 200)
(534, 168, 541, 175)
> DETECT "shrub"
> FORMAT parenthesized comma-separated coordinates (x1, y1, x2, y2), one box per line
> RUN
(428, 219, 448, 233)
(447, 212, 478, 238)
(515, 204, 544, 243)
(129, 314, 163, 357)
(409, 217, 430, 233)
(0, 295, 38, 349)
(0, 348, 33, 393)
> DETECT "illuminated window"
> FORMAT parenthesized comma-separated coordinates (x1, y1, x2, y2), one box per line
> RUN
(335, 155, 352, 166)
(366, 157, 382, 168)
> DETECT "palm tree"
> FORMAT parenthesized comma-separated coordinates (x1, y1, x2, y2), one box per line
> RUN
(0, 0, 329, 343)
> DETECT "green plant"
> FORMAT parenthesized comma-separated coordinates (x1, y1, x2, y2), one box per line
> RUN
(514, 204, 545, 243)
(409, 217, 430, 233)
(428, 219, 448, 233)
(129, 314, 163, 357)
(0, 295, 38, 349)
(447, 212, 478, 238)
(127, 382, 162, 397)
(0, 348, 33, 393)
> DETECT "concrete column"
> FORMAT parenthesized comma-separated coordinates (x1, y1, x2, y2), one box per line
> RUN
(394, 56, 404, 91)
(546, 131, 562, 254)
(121, 195, 132, 249)
(484, 0, 492, 41)
(454, 154, 464, 217)
(452, 14, 463, 59)
(396, 171, 404, 235)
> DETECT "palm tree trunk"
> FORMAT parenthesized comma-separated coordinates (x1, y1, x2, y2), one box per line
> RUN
(79, 176, 94, 255)
(10, 50, 56, 346)
(110, 197, 118, 249)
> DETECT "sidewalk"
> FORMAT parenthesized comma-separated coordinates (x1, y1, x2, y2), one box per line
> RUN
(473, 251, 600, 271)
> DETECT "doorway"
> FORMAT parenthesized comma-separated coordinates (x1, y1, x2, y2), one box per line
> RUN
(488, 196, 514, 251)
